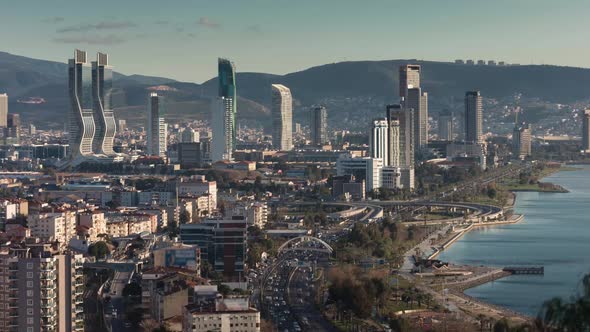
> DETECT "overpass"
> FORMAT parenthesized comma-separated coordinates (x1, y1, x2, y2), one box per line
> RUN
(277, 236, 334, 255)
(373, 201, 504, 223)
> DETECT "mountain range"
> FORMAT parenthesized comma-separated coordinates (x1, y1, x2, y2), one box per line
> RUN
(2, 51, 590, 130)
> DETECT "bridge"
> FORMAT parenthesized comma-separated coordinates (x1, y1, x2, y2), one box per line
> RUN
(277, 236, 334, 255)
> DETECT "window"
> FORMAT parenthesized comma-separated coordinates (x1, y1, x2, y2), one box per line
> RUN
(27, 263, 33, 269)
(27, 299, 33, 306)
(28, 328, 33, 332)
(27, 290, 33, 297)
(27, 317, 34, 324)
(27, 308, 33, 315)
(27, 272, 33, 278)
(27, 281, 33, 288)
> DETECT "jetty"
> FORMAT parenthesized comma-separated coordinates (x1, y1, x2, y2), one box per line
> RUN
(503, 266, 544, 275)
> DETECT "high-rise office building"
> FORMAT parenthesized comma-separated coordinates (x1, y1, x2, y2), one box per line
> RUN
(4, 114, 20, 144)
(582, 110, 590, 152)
(0, 93, 7, 128)
(180, 217, 247, 281)
(336, 154, 383, 192)
(438, 111, 454, 141)
(369, 118, 389, 163)
(407, 87, 428, 148)
(91, 52, 116, 155)
(386, 104, 414, 168)
(217, 58, 237, 149)
(0, 246, 84, 332)
(465, 91, 483, 144)
(512, 123, 532, 160)
(211, 97, 234, 161)
(399, 64, 421, 98)
(68, 49, 95, 158)
(181, 128, 199, 143)
(271, 84, 293, 151)
(147, 93, 167, 158)
(310, 106, 328, 146)
(117, 119, 127, 133)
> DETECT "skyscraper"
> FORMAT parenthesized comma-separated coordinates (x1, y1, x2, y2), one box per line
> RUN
(211, 97, 234, 161)
(4, 114, 20, 144)
(583, 110, 590, 152)
(310, 106, 328, 146)
(370, 118, 389, 163)
(465, 91, 483, 144)
(512, 123, 532, 160)
(399, 64, 421, 98)
(0, 93, 7, 128)
(271, 84, 293, 151)
(92, 52, 116, 155)
(438, 110, 454, 141)
(68, 49, 95, 158)
(217, 58, 237, 148)
(147, 93, 167, 158)
(386, 104, 414, 168)
(181, 127, 199, 143)
(407, 87, 428, 148)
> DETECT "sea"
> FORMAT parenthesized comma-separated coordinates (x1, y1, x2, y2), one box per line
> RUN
(437, 165, 590, 316)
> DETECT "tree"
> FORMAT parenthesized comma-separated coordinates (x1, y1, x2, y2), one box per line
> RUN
(123, 281, 142, 297)
(539, 274, 590, 331)
(179, 210, 190, 224)
(88, 241, 110, 259)
(493, 318, 510, 332)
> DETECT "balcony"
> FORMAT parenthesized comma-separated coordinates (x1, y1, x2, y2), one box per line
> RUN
(41, 300, 56, 309)
(40, 280, 57, 289)
(41, 308, 57, 317)
(40, 272, 56, 281)
(41, 315, 56, 325)
(40, 263, 55, 271)
(41, 290, 56, 299)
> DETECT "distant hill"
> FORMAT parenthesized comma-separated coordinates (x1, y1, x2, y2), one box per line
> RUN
(2, 51, 590, 129)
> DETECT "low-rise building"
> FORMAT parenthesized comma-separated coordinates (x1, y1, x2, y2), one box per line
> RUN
(183, 286, 260, 332)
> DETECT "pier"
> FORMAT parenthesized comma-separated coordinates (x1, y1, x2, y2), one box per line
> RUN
(503, 266, 544, 275)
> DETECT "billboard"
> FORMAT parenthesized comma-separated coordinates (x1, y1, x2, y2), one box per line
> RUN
(165, 248, 198, 268)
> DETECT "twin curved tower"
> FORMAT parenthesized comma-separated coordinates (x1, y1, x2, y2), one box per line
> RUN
(68, 49, 116, 158)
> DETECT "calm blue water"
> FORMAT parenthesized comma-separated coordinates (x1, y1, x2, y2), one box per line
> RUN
(437, 165, 590, 316)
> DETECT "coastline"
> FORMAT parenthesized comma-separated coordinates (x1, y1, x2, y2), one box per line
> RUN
(420, 167, 570, 323)
(425, 165, 571, 322)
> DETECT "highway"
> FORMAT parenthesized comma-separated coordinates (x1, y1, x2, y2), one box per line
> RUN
(105, 271, 132, 332)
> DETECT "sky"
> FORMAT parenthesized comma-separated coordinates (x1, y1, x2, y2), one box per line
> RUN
(2, 0, 589, 83)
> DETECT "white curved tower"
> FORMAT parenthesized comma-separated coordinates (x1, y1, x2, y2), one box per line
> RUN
(271, 84, 293, 151)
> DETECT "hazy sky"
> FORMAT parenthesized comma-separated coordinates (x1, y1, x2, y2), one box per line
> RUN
(2, 0, 589, 82)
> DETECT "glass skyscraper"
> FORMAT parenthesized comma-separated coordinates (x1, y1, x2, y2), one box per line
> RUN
(218, 58, 236, 148)
(68, 49, 95, 157)
(92, 52, 116, 155)
(147, 93, 167, 158)
(212, 58, 237, 161)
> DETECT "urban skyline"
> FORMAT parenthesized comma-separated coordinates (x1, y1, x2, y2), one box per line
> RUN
(3, 4, 590, 332)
